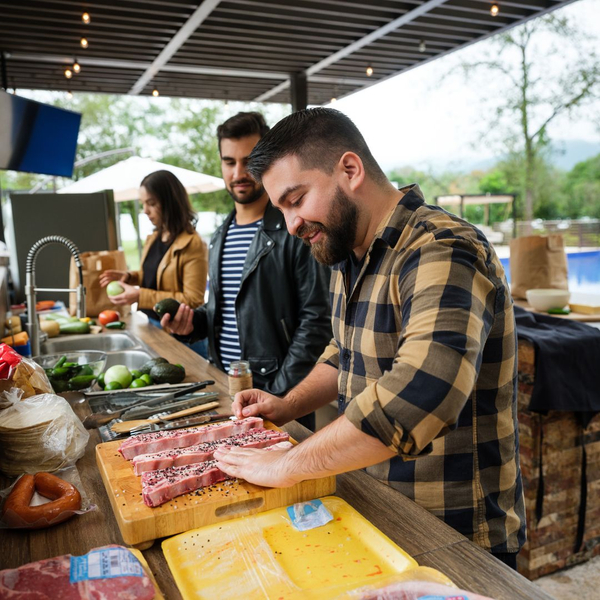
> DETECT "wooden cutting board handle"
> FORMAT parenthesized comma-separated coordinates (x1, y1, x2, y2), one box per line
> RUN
(110, 401, 221, 434)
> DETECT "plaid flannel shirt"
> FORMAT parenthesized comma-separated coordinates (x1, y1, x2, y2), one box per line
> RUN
(318, 185, 526, 552)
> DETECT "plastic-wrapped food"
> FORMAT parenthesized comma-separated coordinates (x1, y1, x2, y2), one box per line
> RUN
(0, 343, 53, 402)
(335, 574, 496, 600)
(0, 388, 89, 476)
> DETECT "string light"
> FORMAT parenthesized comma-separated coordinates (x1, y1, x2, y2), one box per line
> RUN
(490, 4, 499, 16)
(80, 37, 88, 48)
(366, 65, 374, 77)
(66, 91, 73, 99)
(152, 89, 159, 97)
(73, 61, 81, 74)
(419, 40, 427, 53)
(82, 12, 90, 24)
(330, 97, 337, 104)
(64, 68, 73, 79)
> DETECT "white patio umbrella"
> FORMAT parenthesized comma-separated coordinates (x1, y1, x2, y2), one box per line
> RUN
(58, 156, 225, 260)
(57, 156, 224, 201)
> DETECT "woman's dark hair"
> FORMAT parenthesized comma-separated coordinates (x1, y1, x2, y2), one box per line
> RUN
(140, 170, 197, 239)
(216, 112, 270, 153)
(247, 108, 387, 185)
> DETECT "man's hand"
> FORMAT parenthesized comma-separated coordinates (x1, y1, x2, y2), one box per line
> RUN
(214, 445, 300, 488)
(161, 303, 194, 335)
(231, 389, 296, 426)
(99, 269, 128, 287)
(107, 282, 139, 306)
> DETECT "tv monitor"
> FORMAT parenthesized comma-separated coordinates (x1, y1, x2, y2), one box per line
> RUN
(0, 91, 82, 177)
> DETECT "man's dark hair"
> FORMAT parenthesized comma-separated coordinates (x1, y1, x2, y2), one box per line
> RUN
(247, 108, 387, 185)
(140, 170, 197, 239)
(217, 112, 270, 153)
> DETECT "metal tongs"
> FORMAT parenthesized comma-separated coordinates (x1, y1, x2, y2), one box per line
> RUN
(130, 413, 234, 435)
(82, 380, 215, 429)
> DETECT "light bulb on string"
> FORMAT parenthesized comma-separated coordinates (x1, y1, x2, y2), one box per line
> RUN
(82, 12, 90, 24)
(419, 40, 426, 53)
(152, 89, 159, 97)
(66, 91, 73, 100)
(64, 68, 73, 79)
(490, 4, 499, 16)
(80, 37, 88, 48)
(73, 61, 81, 74)
(366, 65, 373, 77)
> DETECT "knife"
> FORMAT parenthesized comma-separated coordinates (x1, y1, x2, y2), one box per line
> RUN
(130, 413, 234, 435)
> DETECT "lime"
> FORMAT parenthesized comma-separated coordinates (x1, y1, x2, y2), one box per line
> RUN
(104, 381, 123, 391)
(97, 373, 105, 389)
(140, 373, 153, 385)
(130, 378, 146, 388)
(131, 369, 142, 379)
(104, 365, 133, 389)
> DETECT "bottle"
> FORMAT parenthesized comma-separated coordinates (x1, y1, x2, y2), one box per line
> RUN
(228, 360, 253, 401)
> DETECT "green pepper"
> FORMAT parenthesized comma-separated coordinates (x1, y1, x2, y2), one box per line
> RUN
(51, 379, 69, 393)
(76, 364, 94, 376)
(68, 374, 97, 390)
(63, 362, 78, 368)
(51, 366, 71, 378)
(106, 321, 126, 330)
(54, 356, 67, 369)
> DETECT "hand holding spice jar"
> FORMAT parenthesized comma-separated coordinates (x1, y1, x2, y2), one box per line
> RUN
(228, 360, 253, 401)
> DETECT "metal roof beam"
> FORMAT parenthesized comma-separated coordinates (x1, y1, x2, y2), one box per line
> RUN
(254, 0, 449, 102)
(128, 0, 222, 95)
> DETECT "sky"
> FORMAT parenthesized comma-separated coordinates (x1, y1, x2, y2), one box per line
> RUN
(331, 0, 600, 173)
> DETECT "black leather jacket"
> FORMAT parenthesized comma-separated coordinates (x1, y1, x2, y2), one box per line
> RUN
(182, 202, 332, 395)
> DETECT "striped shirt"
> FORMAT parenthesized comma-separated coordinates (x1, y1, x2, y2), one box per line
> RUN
(217, 218, 262, 370)
(318, 184, 526, 553)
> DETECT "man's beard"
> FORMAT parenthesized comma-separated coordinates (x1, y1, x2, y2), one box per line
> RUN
(296, 186, 358, 266)
(226, 179, 265, 205)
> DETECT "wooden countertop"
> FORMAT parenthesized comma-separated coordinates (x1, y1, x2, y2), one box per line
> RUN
(0, 313, 551, 600)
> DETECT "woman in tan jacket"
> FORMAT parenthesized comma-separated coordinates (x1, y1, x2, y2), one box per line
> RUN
(100, 170, 208, 355)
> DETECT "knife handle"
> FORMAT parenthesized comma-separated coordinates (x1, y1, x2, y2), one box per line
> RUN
(147, 401, 220, 423)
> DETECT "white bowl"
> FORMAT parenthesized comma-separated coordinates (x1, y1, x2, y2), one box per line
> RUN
(525, 288, 571, 312)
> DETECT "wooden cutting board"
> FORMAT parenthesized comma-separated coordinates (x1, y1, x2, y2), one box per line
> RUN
(96, 422, 336, 549)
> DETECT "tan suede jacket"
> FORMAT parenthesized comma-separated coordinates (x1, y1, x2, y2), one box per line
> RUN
(128, 230, 208, 310)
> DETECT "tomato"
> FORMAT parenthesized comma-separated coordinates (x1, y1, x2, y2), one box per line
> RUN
(98, 310, 120, 326)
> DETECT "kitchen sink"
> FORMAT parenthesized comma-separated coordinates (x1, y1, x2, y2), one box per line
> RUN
(40, 332, 138, 353)
(104, 349, 154, 370)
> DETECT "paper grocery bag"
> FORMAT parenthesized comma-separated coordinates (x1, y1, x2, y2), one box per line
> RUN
(509, 234, 568, 299)
(69, 250, 131, 317)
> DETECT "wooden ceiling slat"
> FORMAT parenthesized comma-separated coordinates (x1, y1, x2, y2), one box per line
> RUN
(2, 0, 575, 103)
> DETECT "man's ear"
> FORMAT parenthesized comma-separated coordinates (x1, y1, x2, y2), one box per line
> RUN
(338, 152, 365, 192)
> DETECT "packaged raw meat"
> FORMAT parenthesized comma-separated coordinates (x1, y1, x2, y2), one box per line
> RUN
(0, 545, 157, 599)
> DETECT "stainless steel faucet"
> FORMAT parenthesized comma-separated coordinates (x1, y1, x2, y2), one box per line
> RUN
(25, 236, 86, 357)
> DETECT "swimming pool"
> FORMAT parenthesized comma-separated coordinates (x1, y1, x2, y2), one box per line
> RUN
(499, 250, 600, 294)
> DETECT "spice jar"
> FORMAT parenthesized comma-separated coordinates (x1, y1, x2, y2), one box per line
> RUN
(228, 360, 253, 400)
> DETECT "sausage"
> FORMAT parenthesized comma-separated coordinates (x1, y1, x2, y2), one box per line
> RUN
(1, 472, 82, 529)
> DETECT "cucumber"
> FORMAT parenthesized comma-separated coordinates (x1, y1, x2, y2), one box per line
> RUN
(59, 320, 91, 334)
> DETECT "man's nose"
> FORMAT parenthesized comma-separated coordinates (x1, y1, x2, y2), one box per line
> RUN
(233, 161, 246, 181)
(286, 213, 304, 237)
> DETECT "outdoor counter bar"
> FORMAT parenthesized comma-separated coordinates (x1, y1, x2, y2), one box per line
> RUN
(0, 313, 551, 600)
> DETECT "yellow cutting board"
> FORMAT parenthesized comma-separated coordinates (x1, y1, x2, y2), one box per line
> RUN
(96, 422, 336, 548)
(162, 496, 454, 600)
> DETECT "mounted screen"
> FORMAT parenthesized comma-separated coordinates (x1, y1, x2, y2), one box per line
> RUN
(0, 91, 81, 177)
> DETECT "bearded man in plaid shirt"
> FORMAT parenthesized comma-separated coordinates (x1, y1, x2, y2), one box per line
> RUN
(214, 108, 526, 569)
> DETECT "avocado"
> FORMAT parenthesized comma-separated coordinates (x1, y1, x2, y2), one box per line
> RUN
(150, 363, 185, 384)
(139, 357, 168, 375)
(154, 298, 181, 320)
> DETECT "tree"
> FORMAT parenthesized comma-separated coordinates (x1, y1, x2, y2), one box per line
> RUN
(456, 11, 600, 223)
(562, 153, 600, 218)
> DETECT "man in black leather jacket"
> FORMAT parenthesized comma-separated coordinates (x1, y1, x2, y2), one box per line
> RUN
(162, 112, 332, 430)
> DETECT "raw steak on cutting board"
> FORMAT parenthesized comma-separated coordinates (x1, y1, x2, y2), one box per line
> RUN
(0, 545, 156, 599)
(119, 416, 263, 460)
(132, 427, 289, 474)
